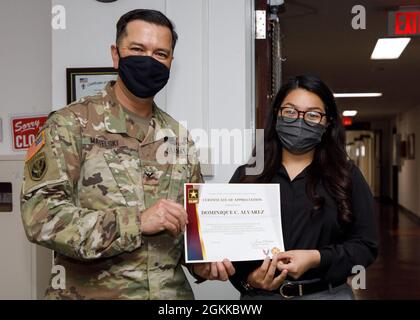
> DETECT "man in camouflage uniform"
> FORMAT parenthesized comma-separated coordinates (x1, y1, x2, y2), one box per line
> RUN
(21, 9, 234, 300)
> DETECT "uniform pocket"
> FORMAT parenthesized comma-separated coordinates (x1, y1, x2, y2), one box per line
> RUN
(102, 149, 142, 207)
(140, 161, 189, 207)
(167, 163, 190, 202)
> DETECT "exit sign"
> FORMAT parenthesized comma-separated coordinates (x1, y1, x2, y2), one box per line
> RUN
(389, 9, 420, 36)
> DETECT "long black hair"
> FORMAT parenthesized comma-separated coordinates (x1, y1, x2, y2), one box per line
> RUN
(240, 75, 354, 225)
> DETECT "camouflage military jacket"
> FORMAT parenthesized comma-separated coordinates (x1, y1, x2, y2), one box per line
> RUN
(21, 82, 203, 299)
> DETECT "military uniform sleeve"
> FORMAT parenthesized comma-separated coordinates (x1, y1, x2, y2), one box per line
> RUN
(21, 111, 142, 261)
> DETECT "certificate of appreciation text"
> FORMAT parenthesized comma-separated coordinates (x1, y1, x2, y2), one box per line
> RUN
(184, 183, 284, 263)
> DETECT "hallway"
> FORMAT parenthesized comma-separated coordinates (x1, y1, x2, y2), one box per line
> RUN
(354, 200, 420, 299)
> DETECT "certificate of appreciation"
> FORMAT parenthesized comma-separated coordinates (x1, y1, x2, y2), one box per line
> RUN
(184, 183, 284, 263)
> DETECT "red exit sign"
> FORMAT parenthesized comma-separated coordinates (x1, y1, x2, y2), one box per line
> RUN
(389, 9, 420, 36)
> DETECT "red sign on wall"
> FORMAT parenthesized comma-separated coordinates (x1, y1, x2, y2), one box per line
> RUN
(389, 9, 420, 36)
(11, 115, 48, 151)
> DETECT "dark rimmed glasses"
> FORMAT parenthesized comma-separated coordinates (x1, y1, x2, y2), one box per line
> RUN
(279, 106, 328, 126)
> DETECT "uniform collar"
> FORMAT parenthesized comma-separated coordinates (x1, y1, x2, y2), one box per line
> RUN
(278, 162, 312, 181)
(102, 81, 176, 143)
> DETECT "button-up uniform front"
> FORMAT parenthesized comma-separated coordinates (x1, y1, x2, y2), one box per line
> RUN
(21, 82, 203, 299)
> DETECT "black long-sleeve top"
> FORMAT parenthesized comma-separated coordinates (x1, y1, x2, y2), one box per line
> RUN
(229, 163, 379, 294)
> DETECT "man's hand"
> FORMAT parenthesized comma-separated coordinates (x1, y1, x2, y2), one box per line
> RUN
(140, 199, 188, 237)
(192, 259, 235, 281)
(276, 250, 321, 280)
(247, 255, 288, 291)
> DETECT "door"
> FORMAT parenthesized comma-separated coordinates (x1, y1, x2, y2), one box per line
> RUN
(0, 156, 51, 299)
(0, 156, 32, 299)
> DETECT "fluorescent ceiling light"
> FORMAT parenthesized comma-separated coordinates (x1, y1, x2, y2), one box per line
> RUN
(371, 38, 411, 60)
(343, 110, 358, 117)
(334, 93, 382, 98)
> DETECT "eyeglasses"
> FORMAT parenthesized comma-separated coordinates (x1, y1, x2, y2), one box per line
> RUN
(279, 106, 327, 126)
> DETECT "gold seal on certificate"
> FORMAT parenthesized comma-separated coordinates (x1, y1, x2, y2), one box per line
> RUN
(184, 183, 285, 263)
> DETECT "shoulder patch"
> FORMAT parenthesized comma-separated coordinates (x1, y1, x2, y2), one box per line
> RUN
(28, 152, 48, 181)
(25, 131, 45, 163)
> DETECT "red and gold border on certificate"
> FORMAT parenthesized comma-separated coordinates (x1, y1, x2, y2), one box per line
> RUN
(185, 184, 206, 261)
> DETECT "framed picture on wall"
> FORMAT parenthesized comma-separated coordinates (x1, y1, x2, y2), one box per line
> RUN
(408, 133, 415, 160)
(66, 67, 118, 104)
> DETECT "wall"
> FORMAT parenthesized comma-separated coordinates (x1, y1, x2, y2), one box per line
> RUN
(52, 0, 255, 299)
(0, 0, 52, 299)
(0, 0, 52, 155)
(397, 106, 420, 217)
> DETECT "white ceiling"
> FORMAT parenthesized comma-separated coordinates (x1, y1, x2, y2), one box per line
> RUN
(280, 0, 420, 120)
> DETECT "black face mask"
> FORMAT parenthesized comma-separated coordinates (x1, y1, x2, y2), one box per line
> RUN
(276, 117, 327, 155)
(118, 54, 170, 98)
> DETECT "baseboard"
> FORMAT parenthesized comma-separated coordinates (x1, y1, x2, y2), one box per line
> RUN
(398, 205, 420, 225)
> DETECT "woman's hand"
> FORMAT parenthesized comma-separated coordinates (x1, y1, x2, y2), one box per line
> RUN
(247, 255, 288, 291)
(276, 250, 321, 280)
(192, 259, 235, 281)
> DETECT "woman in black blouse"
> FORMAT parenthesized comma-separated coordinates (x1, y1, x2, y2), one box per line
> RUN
(229, 75, 378, 300)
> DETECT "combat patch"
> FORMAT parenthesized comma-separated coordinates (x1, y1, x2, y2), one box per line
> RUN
(25, 130, 45, 162)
